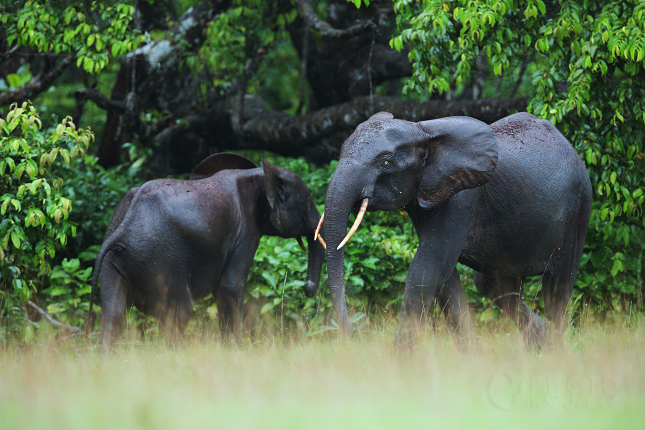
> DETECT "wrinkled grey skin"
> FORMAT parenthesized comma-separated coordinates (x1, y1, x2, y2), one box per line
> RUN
(90, 155, 324, 350)
(323, 112, 591, 349)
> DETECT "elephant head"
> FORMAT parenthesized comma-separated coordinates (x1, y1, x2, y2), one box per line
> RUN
(261, 157, 325, 298)
(320, 112, 498, 331)
(191, 153, 325, 298)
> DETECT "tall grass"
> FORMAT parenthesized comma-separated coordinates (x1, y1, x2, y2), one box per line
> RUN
(1, 316, 644, 429)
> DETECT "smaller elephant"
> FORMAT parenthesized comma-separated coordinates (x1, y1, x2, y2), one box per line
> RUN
(89, 154, 325, 348)
(319, 112, 592, 349)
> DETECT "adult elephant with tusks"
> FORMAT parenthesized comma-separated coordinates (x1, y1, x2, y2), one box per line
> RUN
(317, 112, 591, 350)
(89, 153, 326, 351)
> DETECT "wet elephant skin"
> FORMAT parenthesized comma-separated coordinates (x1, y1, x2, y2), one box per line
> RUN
(91, 155, 324, 349)
(322, 112, 592, 349)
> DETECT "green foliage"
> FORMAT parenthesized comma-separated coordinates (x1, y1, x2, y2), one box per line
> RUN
(0, 103, 92, 339)
(41, 258, 93, 328)
(187, 0, 297, 100)
(391, 0, 645, 314)
(0, 64, 32, 93)
(1, 0, 144, 74)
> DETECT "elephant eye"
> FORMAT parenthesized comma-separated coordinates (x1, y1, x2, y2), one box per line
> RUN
(382, 159, 394, 168)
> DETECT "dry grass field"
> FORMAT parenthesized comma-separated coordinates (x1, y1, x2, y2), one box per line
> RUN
(1, 316, 644, 430)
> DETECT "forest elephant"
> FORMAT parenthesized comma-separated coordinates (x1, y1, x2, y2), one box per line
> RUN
(318, 112, 592, 349)
(90, 153, 325, 349)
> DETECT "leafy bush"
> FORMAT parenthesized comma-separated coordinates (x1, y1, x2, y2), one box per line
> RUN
(0, 103, 91, 341)
(1, 1, 143, 75)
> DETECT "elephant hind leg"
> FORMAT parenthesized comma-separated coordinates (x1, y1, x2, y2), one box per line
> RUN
(541, 269, 576, 347)
(475, 272, 545, 349)
(542, 214, 588, 346)
(437, 268, 475, 348)
(100, 266, 128, 353)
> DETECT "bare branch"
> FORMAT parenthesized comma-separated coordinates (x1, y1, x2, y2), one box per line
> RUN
(295, 0, 373, 38)
(74, 88, 128, 113)
(0, 45, 19, 61)
(510, 61, 530, 98)
(26, 301, 83, 334)
(0, 56, 74, 106)
(237, 95, 529, 147)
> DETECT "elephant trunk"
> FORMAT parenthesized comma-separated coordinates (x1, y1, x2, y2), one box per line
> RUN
(303, 201, 325, 297)
(323, 167, 364, 334)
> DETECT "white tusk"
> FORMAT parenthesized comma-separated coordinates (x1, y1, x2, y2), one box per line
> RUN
(317, 235, 327, 250)
(314, 211, 324, 240)
(337, 198, 368, 250)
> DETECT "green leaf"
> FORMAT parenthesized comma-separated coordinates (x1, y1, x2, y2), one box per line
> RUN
(6, 74, 21, 89)
(536, 0, 546, 15)
(10, 230, 20, 249)
(611, 258, 623, 277)
(260, 302, 274, 314)
(262, 272, 277, 288)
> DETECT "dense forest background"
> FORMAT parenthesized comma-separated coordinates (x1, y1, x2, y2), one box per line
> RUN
(1, 0, 643, 342)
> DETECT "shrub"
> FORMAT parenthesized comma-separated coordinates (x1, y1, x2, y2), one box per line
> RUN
(0, 103, 91, 341)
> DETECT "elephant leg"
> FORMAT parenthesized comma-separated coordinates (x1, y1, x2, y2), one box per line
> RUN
(475, 272, 545, 349)
(542, 200, 589, 345)
(394, 212, 470, 351)
(215, 249, 254, 344)
(216, 283, 245, 344)
(541, 271, 575, 346)
(157, 282, 194, 344)
(438, 268, 475, 348)
(100, 264, 128, 353)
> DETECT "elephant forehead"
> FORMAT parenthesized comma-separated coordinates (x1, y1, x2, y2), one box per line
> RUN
(341, 119, 420, 158)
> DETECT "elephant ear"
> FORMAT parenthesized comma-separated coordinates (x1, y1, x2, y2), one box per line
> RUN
(262, 157, 286, 210)
(416, 117, 498, 210)
(190, 153, 256, 180)
(262, 157, 289, 231)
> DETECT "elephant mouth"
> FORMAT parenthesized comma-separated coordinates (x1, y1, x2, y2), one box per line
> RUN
(316, 198, 369, 251)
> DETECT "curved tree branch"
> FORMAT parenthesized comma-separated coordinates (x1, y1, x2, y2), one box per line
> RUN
(26, 301, 83, 334)
(237, 95, 529, 147)
(148, 94, 528, 173)
(74, 88, 127, 113)
(295, 0, 373, 38)
(0, 56, 74, 106)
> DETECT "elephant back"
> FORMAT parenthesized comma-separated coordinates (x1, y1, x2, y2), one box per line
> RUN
(190, 153, 257, 180)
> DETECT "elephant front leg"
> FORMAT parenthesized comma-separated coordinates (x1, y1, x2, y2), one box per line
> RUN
(395, 250, 461, 351)
(394, 205, 472, 352)
(438, 268, 476, 350)
(216, 285, 244, 344)
(215, 248, 255, 344)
